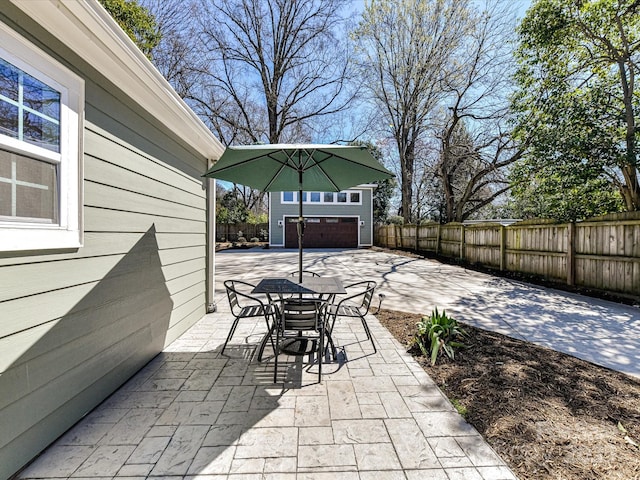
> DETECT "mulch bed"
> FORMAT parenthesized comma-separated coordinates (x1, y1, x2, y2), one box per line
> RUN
(376, 308, 640, 480)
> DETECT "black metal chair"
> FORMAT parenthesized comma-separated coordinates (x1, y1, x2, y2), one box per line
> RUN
(287, 270, 334, 301)
(326, 280, 378, 353)
(289, 270, 320, 278)
(223, 279, 276, 356)
(273, 298, 328, 383)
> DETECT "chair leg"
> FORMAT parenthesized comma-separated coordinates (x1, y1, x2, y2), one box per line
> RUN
(359, 315, 376, 353)
(318, 325, 324, 383)
(221, 316, 240, 355)
(256, 322, 275, 362)
(324, 330, 337, 361)
(273, 326, 281, 383)
(324, 313, 338, 358)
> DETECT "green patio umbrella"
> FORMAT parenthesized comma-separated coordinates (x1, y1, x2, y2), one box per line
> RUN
(203, 144, 394, 282)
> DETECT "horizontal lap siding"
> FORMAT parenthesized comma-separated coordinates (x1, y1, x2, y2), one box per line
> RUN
(0, 75, 209, 477)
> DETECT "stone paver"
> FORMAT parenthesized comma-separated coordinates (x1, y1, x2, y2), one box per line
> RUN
(16, 249, 523, 480)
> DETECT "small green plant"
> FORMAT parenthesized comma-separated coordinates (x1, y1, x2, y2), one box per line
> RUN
(450, 398, 468, 417)
(414, 307, 467, 365)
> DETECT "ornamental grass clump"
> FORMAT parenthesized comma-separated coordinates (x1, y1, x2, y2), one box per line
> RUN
(414, 307, 467, 365)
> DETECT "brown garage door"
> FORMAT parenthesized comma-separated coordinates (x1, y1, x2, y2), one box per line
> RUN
(285, 217, 358, 248)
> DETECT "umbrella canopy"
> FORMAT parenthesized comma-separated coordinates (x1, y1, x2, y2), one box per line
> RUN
(203, 144, 395, 281)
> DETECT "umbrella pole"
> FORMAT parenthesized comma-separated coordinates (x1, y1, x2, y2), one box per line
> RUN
(297, 168, 303, 284)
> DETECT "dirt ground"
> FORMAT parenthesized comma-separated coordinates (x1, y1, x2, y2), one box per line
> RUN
(376, 308, 640, 479)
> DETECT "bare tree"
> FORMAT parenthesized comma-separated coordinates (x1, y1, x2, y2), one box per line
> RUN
(434, 0, 525, 222)
(353, 0, 473, 223)
(191, 0, 357, 145)
(140, 0, 202, 98)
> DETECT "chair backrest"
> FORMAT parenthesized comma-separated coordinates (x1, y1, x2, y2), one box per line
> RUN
(224, 279, 260, 315)
(344, 281, 377, 314)
(289, 270, 320, 278)
(280, 299, 322, 331)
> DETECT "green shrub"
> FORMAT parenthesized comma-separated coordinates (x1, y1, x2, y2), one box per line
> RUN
(414, 307, 467, 365)
(237, 236, 247, 243)
(250, 237, 259, 243)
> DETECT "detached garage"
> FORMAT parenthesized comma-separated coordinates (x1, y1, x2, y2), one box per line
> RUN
(270, 186, 375, 248)
(284, 217, 359, 248)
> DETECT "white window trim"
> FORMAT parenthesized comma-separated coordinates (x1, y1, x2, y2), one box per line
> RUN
(280, 189, 363, 206)
(0, 22, 84, 252)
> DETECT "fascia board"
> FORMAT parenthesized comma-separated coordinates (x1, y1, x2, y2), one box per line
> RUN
(9, 0, 224, 162)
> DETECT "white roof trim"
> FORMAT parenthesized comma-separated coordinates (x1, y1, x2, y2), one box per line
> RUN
(9, 0, 224, 161)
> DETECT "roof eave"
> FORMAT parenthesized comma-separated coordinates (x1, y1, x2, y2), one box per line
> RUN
(9, 0, 224, 161)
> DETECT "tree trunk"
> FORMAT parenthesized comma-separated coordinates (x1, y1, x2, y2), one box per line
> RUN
(401, 158, 414, 223)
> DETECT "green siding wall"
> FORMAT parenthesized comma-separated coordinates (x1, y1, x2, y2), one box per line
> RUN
(269, 188, 374, 246)
(0, 11, 210, 480)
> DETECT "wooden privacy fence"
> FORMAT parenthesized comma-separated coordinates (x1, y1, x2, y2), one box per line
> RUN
(374, 213, 640, 299)
(216, 222, 268, 242)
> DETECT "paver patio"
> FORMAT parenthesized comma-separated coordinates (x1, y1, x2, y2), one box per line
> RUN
(16, 248, 521, 480)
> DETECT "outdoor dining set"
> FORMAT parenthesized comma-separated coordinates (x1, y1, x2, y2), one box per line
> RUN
(222, 272, 381, 383)
(205, 144, 392, 384)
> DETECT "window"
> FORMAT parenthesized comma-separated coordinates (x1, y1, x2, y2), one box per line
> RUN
(281, 189, 362, 205)
(0, 22, 84, 251)
(282, 191, 295, 202)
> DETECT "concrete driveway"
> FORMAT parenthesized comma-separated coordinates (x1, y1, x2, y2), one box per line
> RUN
(215, 247, 640, 378)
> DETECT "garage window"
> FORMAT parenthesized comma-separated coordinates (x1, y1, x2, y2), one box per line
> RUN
(0, 23, 84, 251)
(281, 190, 362, 205)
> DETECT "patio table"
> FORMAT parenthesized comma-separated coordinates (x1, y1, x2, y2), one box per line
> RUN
(252, 276, 345, 360)
(251, 276, 346, 297)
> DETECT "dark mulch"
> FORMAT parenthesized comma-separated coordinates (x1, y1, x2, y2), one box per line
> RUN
(376, 308, 640, 480)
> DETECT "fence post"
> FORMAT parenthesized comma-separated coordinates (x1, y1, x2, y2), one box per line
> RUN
(567, 222, 576, 286)
(415, 224, 419, 253)
(500, 225, 507, 271)
(436, 224, 441, 255)
(460, 224, 465, 260)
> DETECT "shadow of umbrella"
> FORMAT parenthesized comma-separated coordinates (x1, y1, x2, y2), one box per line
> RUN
(203, 144, 394, 282)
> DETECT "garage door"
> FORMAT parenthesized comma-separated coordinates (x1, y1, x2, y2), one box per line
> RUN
(285, 217, 358, 248)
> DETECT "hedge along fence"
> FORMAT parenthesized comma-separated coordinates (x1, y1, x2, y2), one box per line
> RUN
(374, 212, 640, 299)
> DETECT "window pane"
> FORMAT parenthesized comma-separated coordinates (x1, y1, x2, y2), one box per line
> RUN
(23, 111, 60, 152)
(350, 192, 360, 203)
(0, 148, 57, 222)
(0, 181, 10, 216)
(337, 192, 347, 202)
(310, 192, 320, 202)
(0, 100, 18, 139)
(0, 57, 61, 152)
(22, 72, 61, 121)
(283, 191, 294, 202)
(0, 58, 19, 102)
(323, 192, 334, 202)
